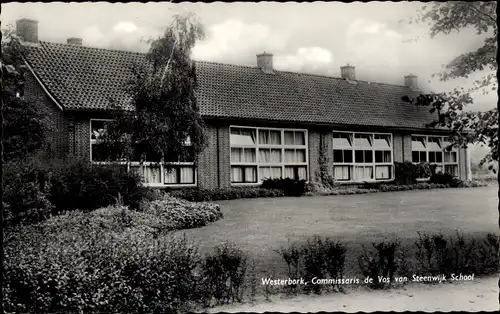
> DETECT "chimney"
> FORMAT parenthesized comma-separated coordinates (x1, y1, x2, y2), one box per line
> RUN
(404, 74, 418, 90)
(340, 64, 356, 80)
(257, 52, 274, 74)
(16, 18, 39, 43)
(67, 37, 83, 46)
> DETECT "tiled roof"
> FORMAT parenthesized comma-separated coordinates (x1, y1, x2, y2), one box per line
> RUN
(25, 41, 436, 129)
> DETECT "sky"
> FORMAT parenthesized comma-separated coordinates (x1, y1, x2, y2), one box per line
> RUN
(2, 1, 497, 162)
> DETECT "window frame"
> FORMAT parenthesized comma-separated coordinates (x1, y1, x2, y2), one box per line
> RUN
(332, 131, 394, 182)
(230, 125, 309, 185)
(89, 119, 197, 188)
(411, 134, 459, 177)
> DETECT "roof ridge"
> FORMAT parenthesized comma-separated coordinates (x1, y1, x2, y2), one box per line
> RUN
(38, 40, 410, 89)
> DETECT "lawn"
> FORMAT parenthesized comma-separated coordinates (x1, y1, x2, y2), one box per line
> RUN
(175, 186, 498, 277)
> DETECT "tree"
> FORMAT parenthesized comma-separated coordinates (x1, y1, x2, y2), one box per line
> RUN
(99, 12, 206, 167)
(1, 25, 50, 162)
(405, 3, 499, 298)
(403, 2, 497, 169)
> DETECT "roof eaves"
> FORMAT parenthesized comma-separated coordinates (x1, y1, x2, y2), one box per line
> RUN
(203, 115, 452, 133)
(23, 58, 64, 111)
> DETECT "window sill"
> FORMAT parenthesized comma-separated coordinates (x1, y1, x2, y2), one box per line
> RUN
(144, 183, 197, 188)
(336, 179, 395, 184)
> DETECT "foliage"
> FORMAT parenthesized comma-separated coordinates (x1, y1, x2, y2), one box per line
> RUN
(275, 241, 302, 295)
(358, 239, 403, 289)
(404, 2, 498, 167)
(98, 13, 207, 165)
(394, 161, 437, 185)
(3, 154, 148, 225)
(277, 236, 347, 295)
(429, 172, 462, 187)
(48, 160, 146, 213)
(3, 156, 54, 225)
(1, 25, 50, 162)
(140, 195, 223, 231)
(317, 136, 336, 188)
(394, 161, 417, 185)
(169, 187, 284, 202)
(414, 231, 498, 278)
(3, 219, 202, 314)
(261, 178, 307, 196)
(477, 233, 500, 275)
(200, 243, 248, 306)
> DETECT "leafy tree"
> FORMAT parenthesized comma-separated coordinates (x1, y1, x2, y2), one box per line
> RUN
(1, 25, 49, 162)
(403, 2, 497, 169)
(99, 12, 206, 166)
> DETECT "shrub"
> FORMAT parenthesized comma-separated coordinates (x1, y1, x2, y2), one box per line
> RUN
(394, 162, 437, 185)
(415, 162, 437, 179)
(200, 243, 248, 306)
(299, 236, 347, 294)
(429, 173, 463, 187)
(169, 187, 284, 202)
(477, 233, 500, 275)
(414, 231, 480, 278)
(141, 196, 223, 231)
(3, 218, 202, 313)
(49, 160, 146, 212)
(300, 236, 328, 294)
(276, 241, 302, 294)
(358, 239, 403, 289)
(261, 178, 307, 196)
(457, 180, 489, 188)
(3, 157, 55, 225)
(3, 156, 148, 226)
(394, 161, 417, 185)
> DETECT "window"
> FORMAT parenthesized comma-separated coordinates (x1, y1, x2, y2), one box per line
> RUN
(90, 119, 115, 162)
(90, 119, 196, 187)
(332, 131, 393, 181)
(411, 136, 427, 163)
(230, 126, 308, 183)
(411, 135, 459, 177)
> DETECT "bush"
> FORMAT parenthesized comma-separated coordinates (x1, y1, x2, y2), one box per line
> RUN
(358, 239, 404, 289)
(3, 157, 55, 225)
(457, 180, 489, 188)
(3, 218, 202, 313)
(169, 187, 284, 202)
(477, 233, 500, 275)
(277, 236, 347, 295)
(414, 231, 484, 278)
(261, 178, 307, 196)
(141, 195, 223, 231)
(275, 242, 301, 294)
(200, 243, 248, 306)
(3, 155, 148, 225)
(49, 160, 146, 212)
(394, 161, 418, 185)
(429, 173, 463, 187)
(394, 162, 436, 185)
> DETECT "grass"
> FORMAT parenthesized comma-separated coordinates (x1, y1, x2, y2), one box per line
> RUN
(174, 186, 498, 290)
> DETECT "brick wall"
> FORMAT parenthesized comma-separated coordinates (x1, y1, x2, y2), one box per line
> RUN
(393, 133, 403, 163)
(218, 125, 231, 188)
(73, 117, 91, 161)
(308, 129, 321, 182)
(402, 133, 412, 162)
(197, 122, 219, 189)
(307, 129, 333, 182)
(24, 70, 68, 157)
